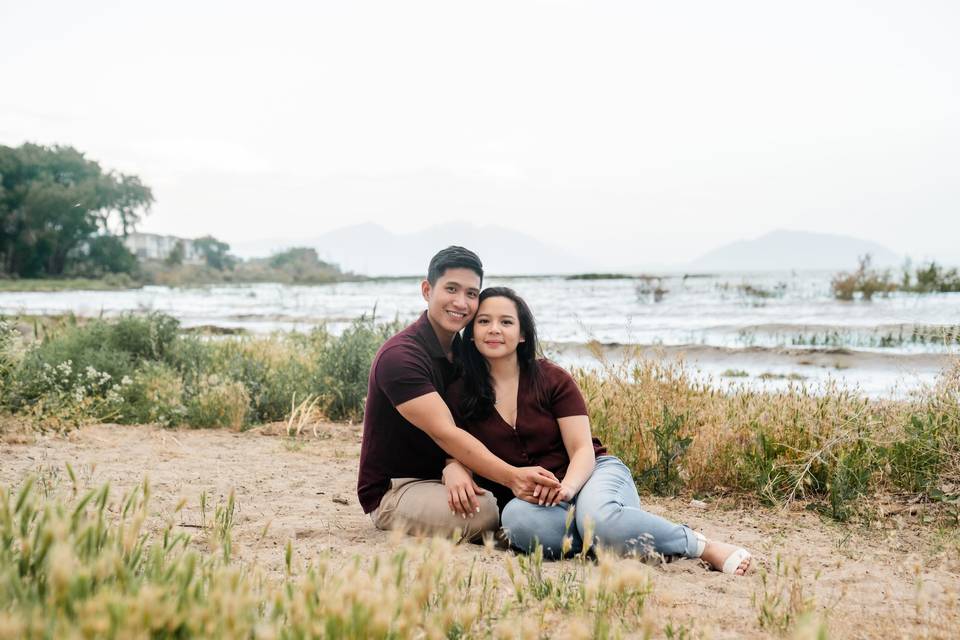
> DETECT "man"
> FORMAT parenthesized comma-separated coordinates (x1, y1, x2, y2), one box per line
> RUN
(357, 246, 560, 541)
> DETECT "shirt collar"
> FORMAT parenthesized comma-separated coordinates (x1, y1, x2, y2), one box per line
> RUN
(415, 311, 462, 360)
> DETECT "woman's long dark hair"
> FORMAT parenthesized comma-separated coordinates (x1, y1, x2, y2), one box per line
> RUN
(459, 287, 543, 423)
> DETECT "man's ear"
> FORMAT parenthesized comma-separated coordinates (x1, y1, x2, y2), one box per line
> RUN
(421, 279, 432, 303)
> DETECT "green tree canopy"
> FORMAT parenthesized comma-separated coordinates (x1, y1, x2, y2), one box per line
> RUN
(194, 235, 236, 271)
(0, 143, 153, 277)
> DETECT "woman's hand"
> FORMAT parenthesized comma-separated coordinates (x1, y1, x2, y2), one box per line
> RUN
(513, 482, 572, 507)
(442, 460, 486, 517)
(535, 483, 573, 506)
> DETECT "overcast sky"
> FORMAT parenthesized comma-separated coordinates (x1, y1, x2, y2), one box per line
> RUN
(2, 0, 958, 268)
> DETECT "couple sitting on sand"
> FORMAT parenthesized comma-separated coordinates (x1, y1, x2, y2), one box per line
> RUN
(356, 247, 751, 575)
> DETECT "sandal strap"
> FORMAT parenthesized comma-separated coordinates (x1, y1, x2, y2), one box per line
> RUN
(721, 548, 751, 574)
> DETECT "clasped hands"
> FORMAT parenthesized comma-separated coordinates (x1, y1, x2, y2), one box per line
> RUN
(443, 460, 573, 518)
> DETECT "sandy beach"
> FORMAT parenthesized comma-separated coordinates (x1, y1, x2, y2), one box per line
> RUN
(2, 421, 957, 638)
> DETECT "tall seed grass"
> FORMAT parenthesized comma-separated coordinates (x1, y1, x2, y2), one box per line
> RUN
(576, 348, 960, 520)
(0, 476, 655, 639)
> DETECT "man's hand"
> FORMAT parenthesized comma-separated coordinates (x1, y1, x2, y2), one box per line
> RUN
(443, 460, 486, 517)
(508, 467, 560, 500)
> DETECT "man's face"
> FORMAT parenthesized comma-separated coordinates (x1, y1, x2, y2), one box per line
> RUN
(421, 267, 482, 337)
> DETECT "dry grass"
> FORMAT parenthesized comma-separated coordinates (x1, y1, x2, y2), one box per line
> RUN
(576, 348, 960, 521)
(4, 421, 960, 639)
(0, 476, 662, 639)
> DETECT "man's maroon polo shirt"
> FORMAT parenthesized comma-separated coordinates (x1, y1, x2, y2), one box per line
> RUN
(357, 311, 461, 514)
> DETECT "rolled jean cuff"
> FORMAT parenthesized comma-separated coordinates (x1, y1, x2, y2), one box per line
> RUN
(680, 525, 701, 558)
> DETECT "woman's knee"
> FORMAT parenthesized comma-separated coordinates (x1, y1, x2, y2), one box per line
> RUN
(500, 499, 536, 544)
(575, 497, 623, 535)
(502, 500, 572, 558)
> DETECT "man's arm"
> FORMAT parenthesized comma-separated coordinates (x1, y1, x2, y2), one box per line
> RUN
(396, 391, 560, 495)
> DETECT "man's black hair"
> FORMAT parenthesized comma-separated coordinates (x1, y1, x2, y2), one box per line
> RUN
(426, 246, 483, 285)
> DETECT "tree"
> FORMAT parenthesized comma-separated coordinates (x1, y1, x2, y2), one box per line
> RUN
(268, 247, 328, 270)
(0, 143, 153, 277)
(194, 235, 235, 271)
(77, 235, 139, 276)
(165, 240, 185, 267)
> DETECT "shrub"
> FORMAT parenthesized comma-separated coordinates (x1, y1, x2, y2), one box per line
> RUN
(8, 313, 179, 412)
(0, 320, 20, 393)
(185, 375, 250, 429)
(5, 314, 180, 427)
(197, 334, 318, 423)
(638, 406, 692, 496)
(108, 313, 179, 361)
(120, 362, 186, 426)
(902, 260, 960, 293)
(312, 316, 401, 421)
(831, 254, 896, 301)
(16, 361, 128, 427)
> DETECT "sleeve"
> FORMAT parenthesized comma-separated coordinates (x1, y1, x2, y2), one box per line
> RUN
(445, 385, 474, 435)
(375, 345, 438, 407)
(545, 362, 588, 419)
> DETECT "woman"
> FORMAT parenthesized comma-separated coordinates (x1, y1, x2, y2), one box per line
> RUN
(444, 287, 751, 575)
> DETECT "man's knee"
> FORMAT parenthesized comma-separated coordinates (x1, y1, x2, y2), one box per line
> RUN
(376, 481, 499, 543)
(463, 491, 499, 541)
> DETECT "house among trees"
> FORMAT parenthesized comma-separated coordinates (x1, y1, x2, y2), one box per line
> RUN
(123, 233, 204, 264)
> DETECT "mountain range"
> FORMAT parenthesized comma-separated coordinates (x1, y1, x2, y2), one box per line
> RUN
(687, 230, 901, 272)
(232, 224, 904, 276)
(233, 222, 590, 276)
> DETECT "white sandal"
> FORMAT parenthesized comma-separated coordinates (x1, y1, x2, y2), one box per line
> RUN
(720, 547, 752, 575)
(693, 531, 752, 575)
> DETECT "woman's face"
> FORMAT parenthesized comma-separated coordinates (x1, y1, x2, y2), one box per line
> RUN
(472, 296, 524, 361)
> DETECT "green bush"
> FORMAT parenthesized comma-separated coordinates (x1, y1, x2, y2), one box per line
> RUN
(4, 312, 400, 428)
(120, 362, 186, 426)
(638, 407, 692, 496)
(8, 313, 179, 412)
(902, 261, 960, 293)
(164, 334, 213, 387)
(185, 375, 250, 428)
(0, 320, 19, 392)
(197, 335, 317, 423)
(13, 360, 128, 426)
(884, 412, 953, 495)
(312, 316, 401, 421)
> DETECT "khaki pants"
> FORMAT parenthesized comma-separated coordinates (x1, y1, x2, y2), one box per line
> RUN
(371, 478, 499, 543)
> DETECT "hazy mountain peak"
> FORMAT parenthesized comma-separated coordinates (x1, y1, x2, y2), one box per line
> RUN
(689, 229, 901, 271)
(236, 221, 591, 276)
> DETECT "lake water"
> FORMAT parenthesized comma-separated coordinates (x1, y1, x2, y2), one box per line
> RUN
(2, 271, 957, 397)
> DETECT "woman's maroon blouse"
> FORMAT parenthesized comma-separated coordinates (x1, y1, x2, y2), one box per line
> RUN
(445, 359, 607, 510)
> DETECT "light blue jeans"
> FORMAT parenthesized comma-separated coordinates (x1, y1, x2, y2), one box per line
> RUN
(500, 456, 699, 560)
